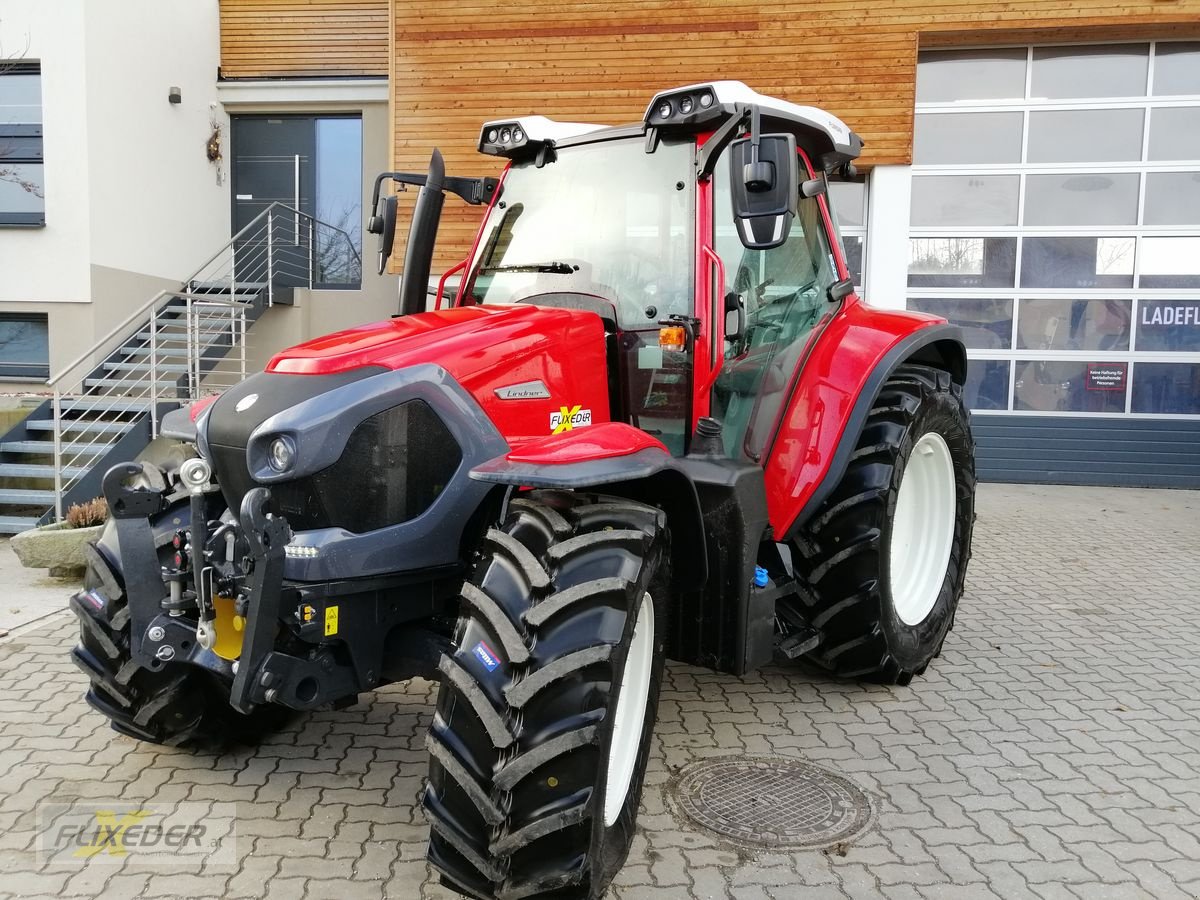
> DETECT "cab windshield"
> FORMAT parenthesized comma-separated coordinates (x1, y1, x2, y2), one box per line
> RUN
(463, 136, 695, 329)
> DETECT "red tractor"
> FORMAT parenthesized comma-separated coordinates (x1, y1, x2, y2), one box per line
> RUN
(70, 82, 975, 899)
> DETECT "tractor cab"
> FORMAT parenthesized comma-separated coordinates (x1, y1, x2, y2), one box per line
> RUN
(370, 81, 863, 459)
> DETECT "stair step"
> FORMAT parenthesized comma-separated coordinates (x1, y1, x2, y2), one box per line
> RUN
(0, 488, 55, 504)
(26, 420, 136, 435)
(102, 362, 190, 374)
(0, 516, 38, 535)
(0, 463, 89, 479)
(0, 441, 107, 456)
(83, 378, 187, 391)
(61, 397, 155, 414)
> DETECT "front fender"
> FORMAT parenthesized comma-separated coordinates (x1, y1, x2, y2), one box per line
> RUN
(469, 422, 671, 488)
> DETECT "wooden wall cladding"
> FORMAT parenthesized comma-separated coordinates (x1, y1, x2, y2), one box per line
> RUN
(220, 0, 389, 78)
(388, 0, 1200, 265)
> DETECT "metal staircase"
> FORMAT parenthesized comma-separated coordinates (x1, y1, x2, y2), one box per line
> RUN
(0, 204, 360, 533)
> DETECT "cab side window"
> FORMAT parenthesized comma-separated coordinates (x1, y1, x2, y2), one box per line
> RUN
(712, 152, 841, 460)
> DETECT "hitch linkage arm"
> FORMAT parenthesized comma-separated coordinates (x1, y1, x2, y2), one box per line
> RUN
(228, 487, 291, 714)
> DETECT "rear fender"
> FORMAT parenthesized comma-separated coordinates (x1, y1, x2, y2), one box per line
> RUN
(763, 301, 966, 537)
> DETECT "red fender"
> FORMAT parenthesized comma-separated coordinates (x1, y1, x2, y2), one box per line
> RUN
(763, 297, 966, 538)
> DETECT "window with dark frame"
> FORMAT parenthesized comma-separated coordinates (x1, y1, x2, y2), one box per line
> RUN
(0, 314, 49, 380)
(0, 62, 44, 227)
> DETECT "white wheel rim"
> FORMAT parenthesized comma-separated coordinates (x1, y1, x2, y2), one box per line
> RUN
(604, 591, 654, 827)
(888, 432, 957, 627)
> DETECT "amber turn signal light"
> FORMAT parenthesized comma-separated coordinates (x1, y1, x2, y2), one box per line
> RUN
(658, 326, 687, 350)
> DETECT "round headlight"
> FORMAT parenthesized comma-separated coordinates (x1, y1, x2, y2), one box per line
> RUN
(698, 92, 713, 109)
(657, 101, 673, 119)
(500, 127, 512, 143)
(268, 436, 296, 473)
(487, 128, 498, 143)
(511, 127, 524, 143)
(679, 96, 694, 115)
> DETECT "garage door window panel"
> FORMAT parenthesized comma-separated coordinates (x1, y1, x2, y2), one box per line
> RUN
(1027, 109, 1145, 164)
(1030, 44, 1149, 99)
(1017, 299, 1131, 352)
(1132, 363, 1200, 414)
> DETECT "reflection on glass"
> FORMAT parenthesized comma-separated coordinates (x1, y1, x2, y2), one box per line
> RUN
(315, 118, 363, 283)
(964, 360, 1010, 411)
(1023, 174, 1140, 226)
(1132, 363, 1200, 414)
(908, 238, 1017, 288)
(916, 49, 1027, 103)
(1017, 299, 1131, 351)
(828, 181, 865, 227)
(1027, 109, 1144, 163)
(1014, 360, 1127, 413)
(911, 175, 1019, 227)
(1136, 300, 1200, 351)
(1152, 42, 1200, 96)
(913, 112, 1023, 165)
(1143, 172, 1200, 226)
(841, 235, 864, 286)
(1031, 44, 1149, 99)
(1147, 107, 1200, 162)
(0, 73, 41, 123)
(908, 298, 1013, 350)
(0, 163, 44, 214)
(0, 316, 49, 378)
(1140, 237, 1200, 288)
(1020, 237, 1134, 289)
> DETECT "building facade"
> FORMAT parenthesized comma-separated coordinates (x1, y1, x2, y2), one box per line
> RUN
(2, 0, 1198, 486)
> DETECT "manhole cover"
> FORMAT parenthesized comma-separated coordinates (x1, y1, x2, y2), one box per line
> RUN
(673, 756, 872, 849)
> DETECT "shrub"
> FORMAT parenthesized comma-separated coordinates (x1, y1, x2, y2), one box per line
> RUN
(65, 497, 108, 529)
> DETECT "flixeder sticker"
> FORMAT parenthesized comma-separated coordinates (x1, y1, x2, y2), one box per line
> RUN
(550, 405, 592, 434)
(472, 641, 501, 672)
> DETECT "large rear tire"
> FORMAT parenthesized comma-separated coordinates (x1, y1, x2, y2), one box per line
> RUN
(792, 363, 975, 685)
(69, 517, 293, 747)
(424, 491, 669, 900)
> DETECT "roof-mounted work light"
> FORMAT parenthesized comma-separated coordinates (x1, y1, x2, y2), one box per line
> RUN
(478, 115, 607, 160)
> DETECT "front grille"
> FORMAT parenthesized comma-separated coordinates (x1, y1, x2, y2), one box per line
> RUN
(269, 399, 462, 533)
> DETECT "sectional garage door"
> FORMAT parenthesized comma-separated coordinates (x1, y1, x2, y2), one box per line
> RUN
(907, 42, 1200, 488)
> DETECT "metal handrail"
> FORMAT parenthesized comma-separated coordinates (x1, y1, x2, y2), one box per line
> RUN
(45, 204, 359, 386)
(45, 203, 362, 520)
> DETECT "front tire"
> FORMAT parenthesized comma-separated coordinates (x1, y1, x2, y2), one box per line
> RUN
(792, 363, 975, 685)
(423, 491, 669, 900)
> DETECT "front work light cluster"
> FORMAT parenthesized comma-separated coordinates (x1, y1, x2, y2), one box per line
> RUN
(477, 115, 606, 159)
(650, 88, 718, 125)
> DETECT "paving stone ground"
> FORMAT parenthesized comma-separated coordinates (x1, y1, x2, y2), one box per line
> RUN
(1, 482, 1198, 900)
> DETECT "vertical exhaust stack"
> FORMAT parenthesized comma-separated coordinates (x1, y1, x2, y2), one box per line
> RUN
(398, 149, 446, 317)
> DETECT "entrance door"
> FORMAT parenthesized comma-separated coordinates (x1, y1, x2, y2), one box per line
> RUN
(230, 115, 363, 289)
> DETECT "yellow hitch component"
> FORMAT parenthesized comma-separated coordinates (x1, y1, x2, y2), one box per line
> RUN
(211, 595, 245, 660)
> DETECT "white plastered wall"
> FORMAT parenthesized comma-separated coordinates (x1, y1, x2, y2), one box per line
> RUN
(83, 0, 228, 281)
(0, 0, 91, 303)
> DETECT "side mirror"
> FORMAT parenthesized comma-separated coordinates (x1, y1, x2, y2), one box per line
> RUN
(372, 195, 398, 276)
(728, 133, 799, 251)
(724, 291, 745, 341)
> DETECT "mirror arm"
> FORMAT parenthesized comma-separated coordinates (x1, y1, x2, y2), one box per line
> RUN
(369, 171, 497, 219)
(696, 105, 752, 182)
